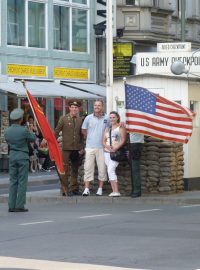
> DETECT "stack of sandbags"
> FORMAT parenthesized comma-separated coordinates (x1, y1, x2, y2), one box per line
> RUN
(175, 143, 184, 192)
(117, 161, 132, 196)
(143, 137, 161, 193)
(159, 142, 177, 193)
(141, 137, 184, 194)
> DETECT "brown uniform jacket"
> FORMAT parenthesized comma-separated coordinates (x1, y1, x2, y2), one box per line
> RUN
(55, 114, 84, 150)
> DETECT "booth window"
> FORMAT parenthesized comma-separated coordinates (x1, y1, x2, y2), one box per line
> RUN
(7, 0, 46, 48)
(190, 101, 199, 128)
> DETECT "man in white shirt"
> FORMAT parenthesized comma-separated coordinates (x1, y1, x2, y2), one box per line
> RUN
(81, 100, 109, 196)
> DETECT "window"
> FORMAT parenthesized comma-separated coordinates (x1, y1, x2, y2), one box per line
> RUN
(28, 2, 45, 48)
(126, 0, 135, 5)
(7, 0, 25, 46)
(53, 5, 69, 50)
(7, 0, 46, 48)
(73, 0, 87, 4)
(72, 8, 87, 52)
(53, 1, 89, 53)
(190, 101, 200, 127)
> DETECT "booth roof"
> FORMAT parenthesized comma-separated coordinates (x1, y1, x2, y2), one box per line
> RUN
(0, 80, 105, 99)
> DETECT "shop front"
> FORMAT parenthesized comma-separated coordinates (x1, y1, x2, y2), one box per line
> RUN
(0, 79, 106, 172)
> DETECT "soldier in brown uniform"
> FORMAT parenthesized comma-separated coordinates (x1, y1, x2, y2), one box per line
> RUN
(55, 100, 84, 196)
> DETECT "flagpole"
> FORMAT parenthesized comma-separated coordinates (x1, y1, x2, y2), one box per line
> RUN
(22, 80, 67, 194)
(22, 80, 41, 130)
(106, 0, 113, 113)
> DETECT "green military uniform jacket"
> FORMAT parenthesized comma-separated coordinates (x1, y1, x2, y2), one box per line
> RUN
(5, 124, 36, 160)
(55, 114, 84, 151)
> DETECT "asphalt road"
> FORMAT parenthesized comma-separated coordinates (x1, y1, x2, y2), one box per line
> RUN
(0, 201, 200, 270)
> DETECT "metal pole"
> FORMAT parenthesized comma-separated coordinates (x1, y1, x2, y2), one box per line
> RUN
(106, 0, 113, 113)
(181, 0, 186, 42)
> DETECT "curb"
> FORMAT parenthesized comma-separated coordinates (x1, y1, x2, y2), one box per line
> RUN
(1, 191, 200, 205)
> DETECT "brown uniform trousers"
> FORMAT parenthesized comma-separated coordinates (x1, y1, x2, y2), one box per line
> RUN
(55, 114, 84, 193)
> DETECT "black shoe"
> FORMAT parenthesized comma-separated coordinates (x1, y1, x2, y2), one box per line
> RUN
(131, 193, 141, 198)
(68, 190, 81, 196)
(72, 190, 82, 196)
(15, 208, 29, 212)
(62, 192, 67, 196)
(8, 208, 15, 212)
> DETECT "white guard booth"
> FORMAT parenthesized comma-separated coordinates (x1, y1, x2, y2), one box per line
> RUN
(113, 74, 200, 190)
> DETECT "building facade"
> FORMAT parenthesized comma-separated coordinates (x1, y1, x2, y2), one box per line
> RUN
(0, 0, 98, 127)
(115, 0, 200, 52)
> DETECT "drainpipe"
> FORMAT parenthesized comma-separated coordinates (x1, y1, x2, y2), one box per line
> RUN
(181, 0, 186, 42)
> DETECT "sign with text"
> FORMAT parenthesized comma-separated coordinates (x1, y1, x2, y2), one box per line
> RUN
(136, 51, 200, 76)
(113, 42, 133, 77)
(54, 67, 88, 80)
(95, 0, 116, 37)
(157, 42, 191, 52)
(7, 64, 46, 77)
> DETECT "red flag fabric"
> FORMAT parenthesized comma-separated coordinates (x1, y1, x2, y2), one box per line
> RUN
(26, 90, 65, 174)
(125, 84, 195, 144)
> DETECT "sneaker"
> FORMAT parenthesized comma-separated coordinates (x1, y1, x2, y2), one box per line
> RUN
(82, 188, 90, 196)
(96, 187, 103, 196)
(109, 192, 120, 197)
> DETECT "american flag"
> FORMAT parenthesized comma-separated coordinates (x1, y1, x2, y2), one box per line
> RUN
(125, 84, 195, 143)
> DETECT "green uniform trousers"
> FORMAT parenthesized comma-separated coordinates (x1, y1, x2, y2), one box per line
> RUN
(60, 150, 79, 193)
(8, 158, 29, 209)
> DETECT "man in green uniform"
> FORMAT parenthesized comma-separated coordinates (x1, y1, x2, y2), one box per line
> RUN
(129, 133, 144, 198)
(55, 100, 84, 196)
(5, 108, 36, 212)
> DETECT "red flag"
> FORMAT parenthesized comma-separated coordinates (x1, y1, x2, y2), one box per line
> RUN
(125, 84, 195, 143)
(26, 90, 65, 174)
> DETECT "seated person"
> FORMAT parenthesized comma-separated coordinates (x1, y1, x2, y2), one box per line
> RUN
(37, 140, 52, 172)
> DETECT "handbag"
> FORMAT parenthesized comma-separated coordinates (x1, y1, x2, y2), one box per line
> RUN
(109, 128, 127, 162)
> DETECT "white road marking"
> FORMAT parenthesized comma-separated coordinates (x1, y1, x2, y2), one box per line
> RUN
(131, 209, 161, 213)
(180, 205, 200, 208)
(19, 220, 54, 226)
(80, 214, 112, 219)
(0, 256, 150, 270)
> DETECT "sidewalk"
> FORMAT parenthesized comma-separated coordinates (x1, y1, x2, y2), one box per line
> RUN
(0, 170, 59, 189)
(1, 171, 200, 205)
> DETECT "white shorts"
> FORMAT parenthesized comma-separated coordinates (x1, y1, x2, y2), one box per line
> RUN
(104, 152, 119, 181)
(84, 148, 107, 182)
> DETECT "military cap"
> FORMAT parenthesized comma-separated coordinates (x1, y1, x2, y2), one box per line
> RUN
(69, 99, 81, 107)
(10, 108, 24, 120)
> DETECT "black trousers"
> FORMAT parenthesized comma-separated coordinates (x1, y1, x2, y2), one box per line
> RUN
(129, 143, 143, 195)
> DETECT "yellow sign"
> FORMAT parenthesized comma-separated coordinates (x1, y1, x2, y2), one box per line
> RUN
(54, 67, 88, 80)
(113, 43, 133, 57)
(7, 64, 46, 77)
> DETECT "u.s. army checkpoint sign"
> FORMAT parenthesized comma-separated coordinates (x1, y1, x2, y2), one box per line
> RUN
(136, 51, 200, 77)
